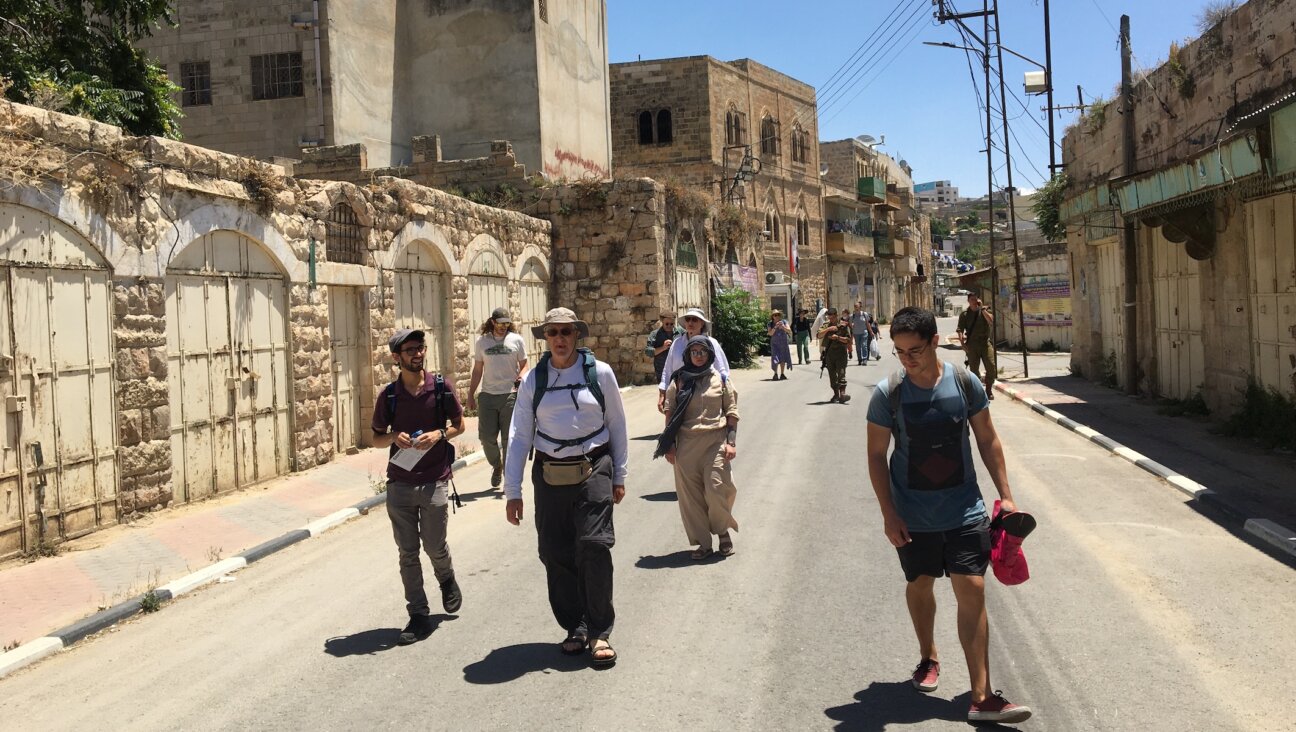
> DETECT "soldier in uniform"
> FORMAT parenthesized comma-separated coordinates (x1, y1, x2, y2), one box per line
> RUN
(817, 307, 853, 403)
(956, 292, 996, 399)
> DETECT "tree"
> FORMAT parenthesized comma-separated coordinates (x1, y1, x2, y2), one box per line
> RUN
(930, 216, 952, 240)
(0, 1, 181, 137)
(710, 288, 769, 369)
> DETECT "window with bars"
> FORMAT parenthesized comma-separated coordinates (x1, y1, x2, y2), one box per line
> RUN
(251, 52, 303, 101)
(180, 61, 211, 107)
(326, 203, 366, 264)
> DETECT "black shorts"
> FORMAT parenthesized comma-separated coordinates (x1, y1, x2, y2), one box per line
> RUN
(896, 517, 991, 582)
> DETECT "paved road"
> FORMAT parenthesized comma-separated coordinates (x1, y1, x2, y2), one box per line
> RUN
(2, 325, 1294, 731)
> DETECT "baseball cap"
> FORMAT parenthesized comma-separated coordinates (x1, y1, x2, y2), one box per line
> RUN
(388, 328, 425, 352)
(490, 307, 511, 323)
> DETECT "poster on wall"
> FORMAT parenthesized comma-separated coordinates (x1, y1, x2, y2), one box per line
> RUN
(1018, 279, 1072, 326)
(711, 262, 761, 295)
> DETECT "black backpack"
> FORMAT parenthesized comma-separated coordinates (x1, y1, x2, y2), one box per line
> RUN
(382, 373, 462, 509)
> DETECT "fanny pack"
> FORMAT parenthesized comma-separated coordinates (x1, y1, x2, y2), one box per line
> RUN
(542, 459, 594, 486)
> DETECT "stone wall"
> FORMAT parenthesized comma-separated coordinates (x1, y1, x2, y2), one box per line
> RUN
(290, 285, 334, 469)
(112, 280, 172, 512)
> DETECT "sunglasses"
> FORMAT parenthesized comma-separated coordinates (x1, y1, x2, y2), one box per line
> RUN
(400, 345, 427, 355)
(682, 316, 701, 323)
(544, 327, 575, 338)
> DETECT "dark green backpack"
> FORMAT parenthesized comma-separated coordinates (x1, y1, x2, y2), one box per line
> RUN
(531, 347, 606, 449)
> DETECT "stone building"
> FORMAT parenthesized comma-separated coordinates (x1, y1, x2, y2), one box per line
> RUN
(819, 138, 926, 318)
(0, 100, 553, 558)
(608, 56, 826, 310)
(1060, 0, 1296, 413)
(137, 0, 611, 176)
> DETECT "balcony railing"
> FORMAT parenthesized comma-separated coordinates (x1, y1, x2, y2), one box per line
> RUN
(874, 224, 895, 258)
(857, 176, 886, 203)
(879, 191, 902, 211)
(825, 231, 875, 259)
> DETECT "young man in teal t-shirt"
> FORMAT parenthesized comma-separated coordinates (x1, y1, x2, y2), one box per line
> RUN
(865, 307, 1032, 725)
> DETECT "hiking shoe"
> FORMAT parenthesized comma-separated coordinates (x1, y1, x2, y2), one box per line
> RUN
(491, 465, 502, 488)
(968, 691, 1032, 724)
(440, 575, 462, 613)
(839, 393, 852, 403)
(911, 658, 940, 692)
(397, 614, 434, 645)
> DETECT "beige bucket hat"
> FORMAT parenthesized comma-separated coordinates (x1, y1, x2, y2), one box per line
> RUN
(531, 307, 590, 339)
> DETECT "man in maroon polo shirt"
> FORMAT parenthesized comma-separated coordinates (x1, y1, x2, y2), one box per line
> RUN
(372, 328, 466, 645)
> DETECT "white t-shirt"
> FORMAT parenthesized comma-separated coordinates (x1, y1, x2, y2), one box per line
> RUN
(474, 332, 528, 394)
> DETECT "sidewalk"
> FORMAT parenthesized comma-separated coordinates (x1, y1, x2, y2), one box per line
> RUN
(0, 418, 486, 652)
(993, 372, 1296, 556)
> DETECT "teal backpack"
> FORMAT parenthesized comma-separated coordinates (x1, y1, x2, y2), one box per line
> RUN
(531, 347, 606, 449)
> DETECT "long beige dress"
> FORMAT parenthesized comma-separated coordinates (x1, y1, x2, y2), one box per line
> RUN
(664, 370, 740, 551)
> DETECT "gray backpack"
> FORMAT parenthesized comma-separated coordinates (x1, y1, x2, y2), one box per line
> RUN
(886, 363, 979, 439)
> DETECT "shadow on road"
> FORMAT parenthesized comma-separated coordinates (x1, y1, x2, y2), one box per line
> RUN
(631, 433, 662, 441)
(825, 683, 1019, 731)
(462, 642, 588, 683)
(455, 487, 505, 504)
(639, 491, 677, 502)
(634, 550, 723, 569)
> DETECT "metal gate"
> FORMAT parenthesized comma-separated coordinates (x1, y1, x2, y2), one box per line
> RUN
(674, 236, 703, 311)
(517, 258, 548, 362)
(1095, 240, 1125, 388)
(329, 286, 364, 453)
(392, 241, 450, 374)
(468, 249, 509, 338)
(165, 231, 291, 503)
(1151, 229, 1203, 399)
(0, 204, 117, 557)
(1246, 194, 1296, 395)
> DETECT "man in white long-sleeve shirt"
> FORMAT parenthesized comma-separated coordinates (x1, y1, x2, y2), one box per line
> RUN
(657, 307, 730, 412)
(505, 307, 628, 668)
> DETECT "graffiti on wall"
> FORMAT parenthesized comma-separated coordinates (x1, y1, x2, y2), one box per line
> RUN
(546, 148, 610, 179)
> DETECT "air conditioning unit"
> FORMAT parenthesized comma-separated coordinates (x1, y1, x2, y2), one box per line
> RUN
(765, 271, 787, 285)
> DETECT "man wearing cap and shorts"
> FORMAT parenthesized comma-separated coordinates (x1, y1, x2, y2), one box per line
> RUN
(865, 307, 1032, 725)
(657, 307, 731, 413)
(505, 307, 629, 667)
(467, 307, 529, 490)
(372, 328, 466, 646)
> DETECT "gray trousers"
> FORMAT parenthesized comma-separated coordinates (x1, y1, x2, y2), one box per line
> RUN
(477, 391, 516, 470)
(386, 480, 454, 616)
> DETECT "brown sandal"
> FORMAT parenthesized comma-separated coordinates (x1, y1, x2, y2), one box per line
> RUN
(690, 547, 713, 560)
(718, 534, 735, 556)
(590, 638, 617, 667)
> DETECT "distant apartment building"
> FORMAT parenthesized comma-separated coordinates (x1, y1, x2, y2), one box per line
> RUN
(138, 0, 611, 177)
(915, 180, 959, 205)
(609, 56, 825, 309)
(820, 138, 931, 315)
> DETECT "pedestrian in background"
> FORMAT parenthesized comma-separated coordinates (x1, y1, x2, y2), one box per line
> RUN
(658, 307, 731, 412)
(645, 311, 684, 385)
(817, 308, 852, 403)
(767, 309, 793, 380)
(850, 301, 873, 366)
(957, 292, 997, 399)
(792, 308, 813, 365)
(657, 336, 740, 560)
(504, 308, 629, 668)
(466, 307, 528, 490)
(371, 328, 465, 646)
(869, 313, 882, 360)
(865, 306, 1031, 725)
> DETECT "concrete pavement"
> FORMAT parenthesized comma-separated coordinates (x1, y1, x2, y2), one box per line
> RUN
(1, 350, 1294, 730)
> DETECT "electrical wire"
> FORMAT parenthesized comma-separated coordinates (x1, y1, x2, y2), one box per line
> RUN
(814, 1, 929, 120)
(820, 11, 932, 126)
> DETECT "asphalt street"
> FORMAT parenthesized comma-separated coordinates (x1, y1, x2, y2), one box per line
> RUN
(2, 321, 1294, 731)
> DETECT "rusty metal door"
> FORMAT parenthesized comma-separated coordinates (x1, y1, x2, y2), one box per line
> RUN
(1151, 229, 1204, 399)
(1247, 194, 1296, 395)
(328, 286, 363, 453)
(0, 203, 117, 557)
(517, 259, 548, 363)
(392, 241, 449, 374)
(165, 231, 290, 503)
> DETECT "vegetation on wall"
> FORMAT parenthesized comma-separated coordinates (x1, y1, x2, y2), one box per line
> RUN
(713, 205, 762, 252)
(0, 1, 182, 138)
(1222, 379, 1296, 452)
(1031, 173, 1069, 244)
(1195, 0, 1239, 34)
(929, 216, 952, 240)
(1165, 42, 1196, 99)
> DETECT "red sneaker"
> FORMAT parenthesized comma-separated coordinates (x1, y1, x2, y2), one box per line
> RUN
(910, 658, 940, 692)
(968, 691, 1032, 724)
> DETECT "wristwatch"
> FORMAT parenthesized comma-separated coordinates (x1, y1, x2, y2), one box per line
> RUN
(438, 428, 448, 441)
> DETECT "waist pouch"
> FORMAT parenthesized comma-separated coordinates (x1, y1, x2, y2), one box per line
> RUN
(542, 459, 593, 486)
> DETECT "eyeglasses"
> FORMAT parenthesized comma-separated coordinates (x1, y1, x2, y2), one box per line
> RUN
(662, 321, 675, 327)
(682, 316, 701, 323)
(892, 343, 931, 360)
(687, 348, 709, 357)
(400, 345, 427, 355)
(544, 327, 575, 338)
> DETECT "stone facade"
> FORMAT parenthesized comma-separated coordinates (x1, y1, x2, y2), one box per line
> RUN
(609, 56, 826, 309)
(0, 99, 550, 553)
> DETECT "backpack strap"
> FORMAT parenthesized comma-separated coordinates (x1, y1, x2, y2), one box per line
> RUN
(580, 348, 606, 413)
(529, 348, 608, 452)
(888, 362, 978, 440)
(383, 381, 399, 426)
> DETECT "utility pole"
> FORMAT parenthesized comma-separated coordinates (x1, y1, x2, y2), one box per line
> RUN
(983, 1, 997, 327)
(1120, 15, 1138, 394)
(992, 1, 1029, 377)
(1044, 0, 1056, 172)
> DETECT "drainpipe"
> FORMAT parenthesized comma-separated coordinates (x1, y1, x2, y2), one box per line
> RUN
(312, 0, 326, 144)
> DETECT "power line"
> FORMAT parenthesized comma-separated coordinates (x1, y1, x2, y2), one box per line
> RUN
(821, 13, 931, 127)
(814, 0, 914, 104)
(812, 1, 930, 122)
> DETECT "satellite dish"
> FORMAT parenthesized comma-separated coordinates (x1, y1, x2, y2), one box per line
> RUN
(899, 159, 909, 168)
(856, 134, 877, 144)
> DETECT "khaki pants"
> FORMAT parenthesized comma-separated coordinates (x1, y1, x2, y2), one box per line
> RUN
(672, 429, 739, 551)
(386, 480, 454, 617)
(966, 343, 997, 389)
(477, 391, 516, 470)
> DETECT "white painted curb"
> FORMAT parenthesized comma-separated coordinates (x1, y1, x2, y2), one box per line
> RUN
(157, 557, 249, 598)
(304, 508, 361, 537)
(0, 637, 63, 677)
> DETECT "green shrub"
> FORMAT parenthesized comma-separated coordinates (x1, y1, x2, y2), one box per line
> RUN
(1221, 379, 1296, 451)
(710, 288, 769, 369)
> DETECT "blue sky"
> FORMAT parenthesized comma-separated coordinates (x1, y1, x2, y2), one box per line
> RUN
(608, 0, 1214, 197)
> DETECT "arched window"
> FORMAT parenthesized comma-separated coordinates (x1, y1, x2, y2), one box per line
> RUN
(656, 109, 673, 144)
(798, 216, 810, 248)
(326, 202, 366, 264)
(725, 106, 746, 145)
(638, 111, 654, 145)
(760, 115, 780, 156)
(771, 212, 782, 243)
(791, 125, 810, 163)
